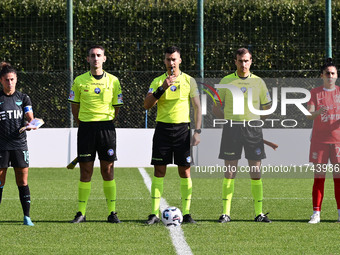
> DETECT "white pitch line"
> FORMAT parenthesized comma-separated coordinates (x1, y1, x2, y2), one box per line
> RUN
(138, 167, 193, 255)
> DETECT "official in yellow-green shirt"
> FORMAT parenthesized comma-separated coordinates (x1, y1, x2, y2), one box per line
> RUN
(69, 71, 122, 122)
(68, 45, 123, 224)
(148, 71, 198, 123)
(213, 48, 272, 224)
(143, 46, 202, 225)
(218, 72, 271, 121)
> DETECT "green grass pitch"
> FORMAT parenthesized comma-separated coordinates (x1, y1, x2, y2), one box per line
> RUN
(1, 167, 340, 254)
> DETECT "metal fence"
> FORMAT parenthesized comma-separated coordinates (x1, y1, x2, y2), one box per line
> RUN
(1, 0, 339, 128)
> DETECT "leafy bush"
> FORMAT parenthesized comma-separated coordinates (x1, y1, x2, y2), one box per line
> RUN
(0, 0, 339, 127)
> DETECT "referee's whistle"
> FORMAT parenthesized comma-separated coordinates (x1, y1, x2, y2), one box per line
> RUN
(171, 67, 174, 76)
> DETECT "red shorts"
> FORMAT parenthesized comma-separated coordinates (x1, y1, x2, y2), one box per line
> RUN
(309, 141, 340, 164)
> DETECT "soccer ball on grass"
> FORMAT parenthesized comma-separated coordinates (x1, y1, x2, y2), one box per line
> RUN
(162, 206, 183, 226)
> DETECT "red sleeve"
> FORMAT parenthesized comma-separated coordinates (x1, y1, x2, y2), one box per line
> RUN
(308, 88, 317, 107)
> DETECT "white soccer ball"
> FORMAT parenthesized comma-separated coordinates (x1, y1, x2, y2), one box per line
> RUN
(162, 206, 183, 226)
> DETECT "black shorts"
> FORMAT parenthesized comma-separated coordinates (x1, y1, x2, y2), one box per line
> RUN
(219, 122, 266, 161)
(0, 150, 29, 168)
(78, 121, 117, 162)
(151, 122, 191, 166)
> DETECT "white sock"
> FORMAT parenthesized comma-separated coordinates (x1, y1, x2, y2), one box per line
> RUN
(313, 211, 320, 216)
(338, 209, 340, 218)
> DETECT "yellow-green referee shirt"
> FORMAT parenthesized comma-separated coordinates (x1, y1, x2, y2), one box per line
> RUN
(148, 72, 199, 124)
(218, 72, 271, 121)
(68, 71, 123, 122)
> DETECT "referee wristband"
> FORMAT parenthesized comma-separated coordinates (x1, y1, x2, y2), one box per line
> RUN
(153, 86, 165, 99)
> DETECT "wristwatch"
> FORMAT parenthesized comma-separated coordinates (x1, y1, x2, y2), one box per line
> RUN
(194, 129, 201, 134)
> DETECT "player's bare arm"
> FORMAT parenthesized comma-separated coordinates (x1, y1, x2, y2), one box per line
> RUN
(114, 107, 120, 117)
(260, 103, 272, 120)
(143, 74, 176, 110)
(113, 106, 121, 122)
(212, 103, 224, 119)
(71, 103, 80, 125)
(143, 92, 157, 110)
(24, 111, 35, 131)
(191, 95, 202, 146)
(25, 111, 34, 123)
(306, 104, 327, 120)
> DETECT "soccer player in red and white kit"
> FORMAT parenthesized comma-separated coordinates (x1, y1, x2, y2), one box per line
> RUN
(307, 60, 340, 223)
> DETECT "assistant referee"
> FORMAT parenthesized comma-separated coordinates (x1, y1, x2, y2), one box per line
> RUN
(68, 45, 123, 223)
(144, 46, 202, 224)
(213, 48, 272, 223)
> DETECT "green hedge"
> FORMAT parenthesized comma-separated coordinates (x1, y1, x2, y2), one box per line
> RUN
(0, 0, 339, 128)
(1, 0, 339, 72)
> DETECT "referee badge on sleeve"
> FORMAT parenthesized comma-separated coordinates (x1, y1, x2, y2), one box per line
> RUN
(68, 90, 75, 100)
(186, 156, 192, 163)
(213, 89, 219, 99)
(117, 94, 123, 104)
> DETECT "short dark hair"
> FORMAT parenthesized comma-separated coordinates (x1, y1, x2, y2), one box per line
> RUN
(0, 62, 17, 78)
(164, 46, 181, 56)
(235, 48, 252, 59)
(88, 45, 105, 56)
(321, 58, 337, 73)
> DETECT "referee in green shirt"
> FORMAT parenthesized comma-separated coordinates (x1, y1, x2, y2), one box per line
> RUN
(213, 48, 272, 223)
(144, 46, 202, 224)
(68, 45, 123, 223)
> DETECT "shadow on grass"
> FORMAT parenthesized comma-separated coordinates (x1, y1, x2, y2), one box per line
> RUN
(0, 220, 71, 224)
(4, 219, 337, 224)
(0, 220, 23, 225)
(273, 219, 339, 223)
(199, 219, 256, 223)
(199, 219, 339, 223)
(0, 219, 156, 225)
